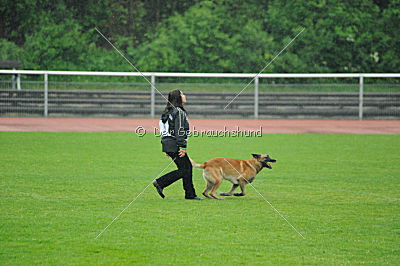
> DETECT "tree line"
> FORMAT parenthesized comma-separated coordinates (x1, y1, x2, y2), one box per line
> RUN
(0, 0, 399, 73)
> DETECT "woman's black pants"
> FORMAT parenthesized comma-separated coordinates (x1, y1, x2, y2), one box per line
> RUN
(155, 152, 197, 199)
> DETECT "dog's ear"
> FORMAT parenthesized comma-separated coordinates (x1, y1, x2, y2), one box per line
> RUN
(252, 154, 261, 159)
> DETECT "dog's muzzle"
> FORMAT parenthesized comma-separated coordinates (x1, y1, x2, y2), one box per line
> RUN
(262, 158, 276, 169)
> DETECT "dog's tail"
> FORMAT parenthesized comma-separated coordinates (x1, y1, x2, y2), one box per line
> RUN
(190, 158, 206, 169)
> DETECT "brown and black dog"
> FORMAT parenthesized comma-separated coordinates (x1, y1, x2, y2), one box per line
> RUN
(190, 154, 276, 199)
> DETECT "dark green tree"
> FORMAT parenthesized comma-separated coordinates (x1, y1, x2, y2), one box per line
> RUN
(133, 0, 273, 73)
(264, 0, 394, 73)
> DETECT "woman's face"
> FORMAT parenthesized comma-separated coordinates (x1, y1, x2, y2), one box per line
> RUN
(180, 92, 186, 104)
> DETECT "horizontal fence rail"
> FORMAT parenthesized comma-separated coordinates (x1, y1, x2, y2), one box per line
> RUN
(0, 70, 399, 119)
(1, 70, 400, 78)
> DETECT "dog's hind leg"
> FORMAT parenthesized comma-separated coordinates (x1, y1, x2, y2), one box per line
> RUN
(202, 180, 214, 199)
(220, 184, 239, 196)
(209, 179, 222, 200)
(202, 172, 214, 199)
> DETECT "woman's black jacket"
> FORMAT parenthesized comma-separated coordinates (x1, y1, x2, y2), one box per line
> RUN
(159, 107, 190, 152)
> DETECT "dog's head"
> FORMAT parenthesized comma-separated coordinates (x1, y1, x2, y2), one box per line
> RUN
(252, 154, 277, 169)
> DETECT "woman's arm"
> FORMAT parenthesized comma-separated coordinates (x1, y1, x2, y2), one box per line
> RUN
(173, 108, 187, 156)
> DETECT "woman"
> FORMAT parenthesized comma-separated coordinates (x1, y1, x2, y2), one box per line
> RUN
(153, 90, 203, 200)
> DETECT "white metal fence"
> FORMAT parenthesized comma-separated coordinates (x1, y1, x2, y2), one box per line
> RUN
(0, 70, 399, 119)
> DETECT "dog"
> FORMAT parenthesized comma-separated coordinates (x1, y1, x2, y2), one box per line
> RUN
(190, 154, 276, 199)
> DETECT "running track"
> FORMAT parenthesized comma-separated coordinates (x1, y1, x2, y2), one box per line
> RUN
(1, 117, 399, 134)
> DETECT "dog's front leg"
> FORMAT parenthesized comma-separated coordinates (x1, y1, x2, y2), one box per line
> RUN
(220, 184, 239, 196)
(234, 179, 246, 196)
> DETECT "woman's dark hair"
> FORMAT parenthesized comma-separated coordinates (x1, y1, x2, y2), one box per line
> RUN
(162, 89, 186, 116)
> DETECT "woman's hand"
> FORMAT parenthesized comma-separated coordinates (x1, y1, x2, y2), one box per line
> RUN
(178, 149, 186, 157)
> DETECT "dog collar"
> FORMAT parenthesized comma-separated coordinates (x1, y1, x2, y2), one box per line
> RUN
(249, 163, 258, 174)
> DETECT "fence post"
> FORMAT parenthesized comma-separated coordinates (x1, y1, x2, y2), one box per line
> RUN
(44, 73, 48, 117)
(254, 76, 259, 119)
(12, 68, 16, 89)
(358, 75, 363, 120)
(150, 75, 155, 118)
(17, 74, 21, 90)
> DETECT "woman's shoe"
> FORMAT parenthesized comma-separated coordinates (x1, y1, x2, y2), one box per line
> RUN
(153, 180, 165, 198)
(185, 196, 204, 200)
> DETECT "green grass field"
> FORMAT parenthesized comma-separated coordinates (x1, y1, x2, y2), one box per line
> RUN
(1, 132, 399, 264)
